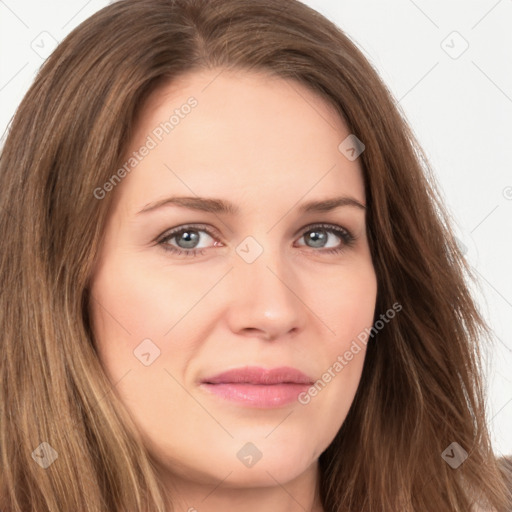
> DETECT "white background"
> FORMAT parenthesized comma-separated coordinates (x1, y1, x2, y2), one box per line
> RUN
(1, 0, 511, 457)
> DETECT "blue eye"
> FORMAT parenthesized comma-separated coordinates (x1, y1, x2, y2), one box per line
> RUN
(157, 223, 216, 257)
(157, 222, 356, 258)
(297, 223, 356, 254)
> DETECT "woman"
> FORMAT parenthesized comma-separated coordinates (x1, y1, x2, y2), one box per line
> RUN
(0, 0, 510, 510)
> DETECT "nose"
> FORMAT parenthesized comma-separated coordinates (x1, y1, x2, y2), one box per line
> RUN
(224, 240, 307, 341)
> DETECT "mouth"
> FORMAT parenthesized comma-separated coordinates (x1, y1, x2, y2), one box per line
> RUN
(199, 366, 314, 408)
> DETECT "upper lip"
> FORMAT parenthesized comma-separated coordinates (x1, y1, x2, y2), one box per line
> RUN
(201, 366, 314, 385)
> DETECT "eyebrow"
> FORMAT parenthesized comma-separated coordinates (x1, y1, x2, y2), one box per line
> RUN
(137, 195, 366, 215)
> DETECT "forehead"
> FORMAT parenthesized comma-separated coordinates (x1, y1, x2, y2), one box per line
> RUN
(116, 69, 366, 212)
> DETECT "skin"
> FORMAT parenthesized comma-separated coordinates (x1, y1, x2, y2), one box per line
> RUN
(89, 68, 378, 512)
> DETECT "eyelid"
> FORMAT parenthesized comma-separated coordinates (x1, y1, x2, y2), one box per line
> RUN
(155, 223, 220, 243)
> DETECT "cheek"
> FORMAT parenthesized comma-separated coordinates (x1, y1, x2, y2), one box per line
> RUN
(88, 253, 169, 379)
(88, 250, 219, 386)
(300, 261, 376, 422)
(88, 254, 193, 427)
(314, 260, 378, 348)
(89, 252, 203, 340)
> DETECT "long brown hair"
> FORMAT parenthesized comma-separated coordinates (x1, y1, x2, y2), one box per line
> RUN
(1, 0, 510, 510)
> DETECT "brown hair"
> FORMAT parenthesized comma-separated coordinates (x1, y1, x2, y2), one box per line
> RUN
(0, 0, 510, 510)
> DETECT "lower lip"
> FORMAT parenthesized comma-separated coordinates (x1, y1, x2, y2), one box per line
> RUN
(200, 383, 311, 408)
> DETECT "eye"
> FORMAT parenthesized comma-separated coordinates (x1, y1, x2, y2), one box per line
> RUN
(295, 223, 356, 255)
(157, 224, 220, 257)
(156, 222, 356, 258)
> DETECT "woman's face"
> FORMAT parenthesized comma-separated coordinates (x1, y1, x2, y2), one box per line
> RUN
(89, 69, 377, 493)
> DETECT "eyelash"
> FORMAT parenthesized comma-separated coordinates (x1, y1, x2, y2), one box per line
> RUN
(156, 223, 356, 258)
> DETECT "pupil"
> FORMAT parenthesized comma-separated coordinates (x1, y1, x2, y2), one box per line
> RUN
(308, 230, 326, 248)
(178, 230, 199, 249)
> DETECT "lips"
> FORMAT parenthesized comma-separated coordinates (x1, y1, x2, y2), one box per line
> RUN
(201, 365, 314, 385)
(199, 366, 315, 408)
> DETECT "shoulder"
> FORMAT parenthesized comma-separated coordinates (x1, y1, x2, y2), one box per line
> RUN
(497, 454, 512, 475)
(469, 455, 512, 512)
